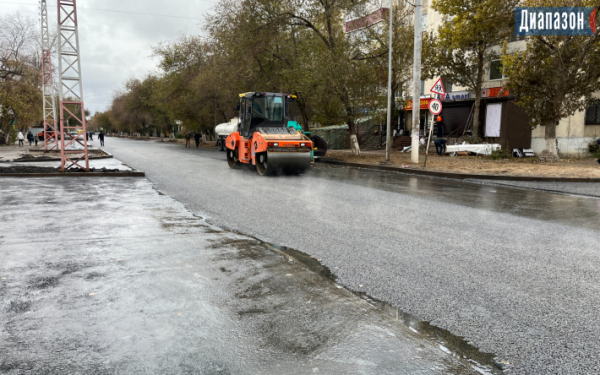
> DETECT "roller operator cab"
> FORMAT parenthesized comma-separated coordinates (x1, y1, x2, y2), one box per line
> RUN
(225, 92, 313, 176)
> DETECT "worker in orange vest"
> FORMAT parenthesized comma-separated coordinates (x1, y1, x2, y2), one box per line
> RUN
(436, 114, 444, 138)
(434, 113, 446, 155)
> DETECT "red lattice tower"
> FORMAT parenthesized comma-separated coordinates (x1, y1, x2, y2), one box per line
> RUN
(41, 0, 58, 151)
(57, 0, 89, 171)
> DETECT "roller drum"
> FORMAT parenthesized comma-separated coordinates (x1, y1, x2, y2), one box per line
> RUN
(256, 152, 311, 175)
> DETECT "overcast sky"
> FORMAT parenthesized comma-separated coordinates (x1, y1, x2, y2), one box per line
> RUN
(0, 0, 217, 113)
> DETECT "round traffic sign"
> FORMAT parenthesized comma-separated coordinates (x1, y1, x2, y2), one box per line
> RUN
(428, 99, 442, 115)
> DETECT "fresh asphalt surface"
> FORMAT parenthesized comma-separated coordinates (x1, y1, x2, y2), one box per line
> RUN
(104, 138, 600, 374)
(1, 178, 480, 374)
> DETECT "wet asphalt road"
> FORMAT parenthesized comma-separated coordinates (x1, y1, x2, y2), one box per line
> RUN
(102, 138, 600, 374)
(0, 177, 480, 374)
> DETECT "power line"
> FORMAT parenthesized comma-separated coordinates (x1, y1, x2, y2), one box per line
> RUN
(0, 1, 209, 21)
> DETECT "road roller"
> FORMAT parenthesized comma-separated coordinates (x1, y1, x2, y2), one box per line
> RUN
(225, 92, 313, 176)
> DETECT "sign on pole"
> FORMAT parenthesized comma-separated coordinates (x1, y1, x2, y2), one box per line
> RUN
(430, 78, 445, 96)
(428, 98, 442, 115)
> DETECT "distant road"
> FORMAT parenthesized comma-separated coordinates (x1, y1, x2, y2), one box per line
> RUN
(103, 137, 600, 374)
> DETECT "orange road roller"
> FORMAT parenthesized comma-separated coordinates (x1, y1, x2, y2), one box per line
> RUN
(225, 92, 313, 176)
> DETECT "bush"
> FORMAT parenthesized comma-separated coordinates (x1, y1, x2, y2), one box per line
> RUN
(175, 133, 185, 139)
(490, 148, 513, 160)
(589, 139, 600, 154)
(9, 128, 17, 144)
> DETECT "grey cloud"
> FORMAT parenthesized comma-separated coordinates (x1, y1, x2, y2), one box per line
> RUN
(1, 0, 214, 113)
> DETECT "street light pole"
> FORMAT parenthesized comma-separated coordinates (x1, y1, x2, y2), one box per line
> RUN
(385, 0, 393, 162)
(411, 0, 423, 164)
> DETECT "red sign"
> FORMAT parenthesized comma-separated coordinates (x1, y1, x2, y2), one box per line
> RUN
(345, 8, 389, 33)
(428, 99, 442, 115)
(404, 98, 432, 111)
(430, 78, 445, 96)
(482, 87, 509, 98)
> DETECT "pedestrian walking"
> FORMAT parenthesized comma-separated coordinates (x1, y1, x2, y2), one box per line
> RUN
(27, 131, 34, 146)
(185, 131, 191, 148)
(89, 132, 93, 141)
(194, 131, 202, 148)
(99, 131, 105, 147)
(34, 134, 39, 146)
(17, 131, 24, 147)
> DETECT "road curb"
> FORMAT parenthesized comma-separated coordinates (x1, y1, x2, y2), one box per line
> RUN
(0, 171, 145, 178)
(318, 159, 600, 183)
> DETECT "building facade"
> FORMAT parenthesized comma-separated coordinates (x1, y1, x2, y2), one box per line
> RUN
(347, 0, 600, 155)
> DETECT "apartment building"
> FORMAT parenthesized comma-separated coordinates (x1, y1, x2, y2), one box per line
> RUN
(346, 0, 600, 155)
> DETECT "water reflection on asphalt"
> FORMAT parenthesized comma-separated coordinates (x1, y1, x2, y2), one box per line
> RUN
(311, 166, 600, 231)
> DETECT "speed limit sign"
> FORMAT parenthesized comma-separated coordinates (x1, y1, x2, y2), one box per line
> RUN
(428, 99, 442, 115)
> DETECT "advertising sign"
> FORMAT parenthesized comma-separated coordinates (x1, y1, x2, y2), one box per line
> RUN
(515, 7, 597, 36)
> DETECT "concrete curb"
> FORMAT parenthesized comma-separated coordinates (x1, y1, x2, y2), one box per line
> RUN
(318, 159, 600, 183)
(0, 171, 145, 178)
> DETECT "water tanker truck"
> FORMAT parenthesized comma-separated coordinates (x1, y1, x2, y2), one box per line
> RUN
(215, 117, 238, 151)
(225, 92, 312, 175)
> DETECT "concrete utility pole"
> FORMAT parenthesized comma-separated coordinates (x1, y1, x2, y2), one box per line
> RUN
(385, 0, 393, 162)
(411, 0, 423, 164)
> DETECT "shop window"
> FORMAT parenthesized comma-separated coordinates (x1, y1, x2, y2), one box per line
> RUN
(585, 104, 600, 125)
(508, 22, 526, 42)
(441, 76, 452, 93)
(489, 60, 505, 80)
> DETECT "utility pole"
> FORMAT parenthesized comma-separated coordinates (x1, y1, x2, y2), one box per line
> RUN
(40, 0, 58, 151)
(57, 0, 89, 171)
(385, 0, 393, 162)
(411, 0, 423, 164)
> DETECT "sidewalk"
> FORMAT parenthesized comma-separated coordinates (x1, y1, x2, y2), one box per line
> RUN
(0, 144, 107, 163)
(327, 149, 600, 179)
(0, 177, 492, 374)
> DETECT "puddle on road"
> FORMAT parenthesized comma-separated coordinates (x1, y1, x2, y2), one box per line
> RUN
(310, 166, 600, 231)
(229, 236, 506, 373)
(354, 292, 505, 372)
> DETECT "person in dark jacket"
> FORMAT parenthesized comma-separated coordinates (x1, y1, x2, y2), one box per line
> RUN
(27, 131, 34, 146)
(436, 114, 444, 138)
(194, 131, 202, 147)
(99, 131, 105, 147)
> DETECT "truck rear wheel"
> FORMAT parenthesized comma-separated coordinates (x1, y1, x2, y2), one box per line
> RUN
(227, 149, 239, 169)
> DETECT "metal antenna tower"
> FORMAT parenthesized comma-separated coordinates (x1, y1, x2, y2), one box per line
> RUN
(57, 0, 89, 171)
(41, 0, 58, 151)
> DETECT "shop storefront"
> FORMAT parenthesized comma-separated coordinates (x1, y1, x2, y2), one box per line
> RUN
(431, 88, 531, 149)
(402, 97, 433, 136)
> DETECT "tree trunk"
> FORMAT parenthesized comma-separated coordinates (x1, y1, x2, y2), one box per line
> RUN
(544, 119, 558, 156)
(295, 95, 310, 132)
(472, 54, 485, 139)
(341, 91, 356, 135)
